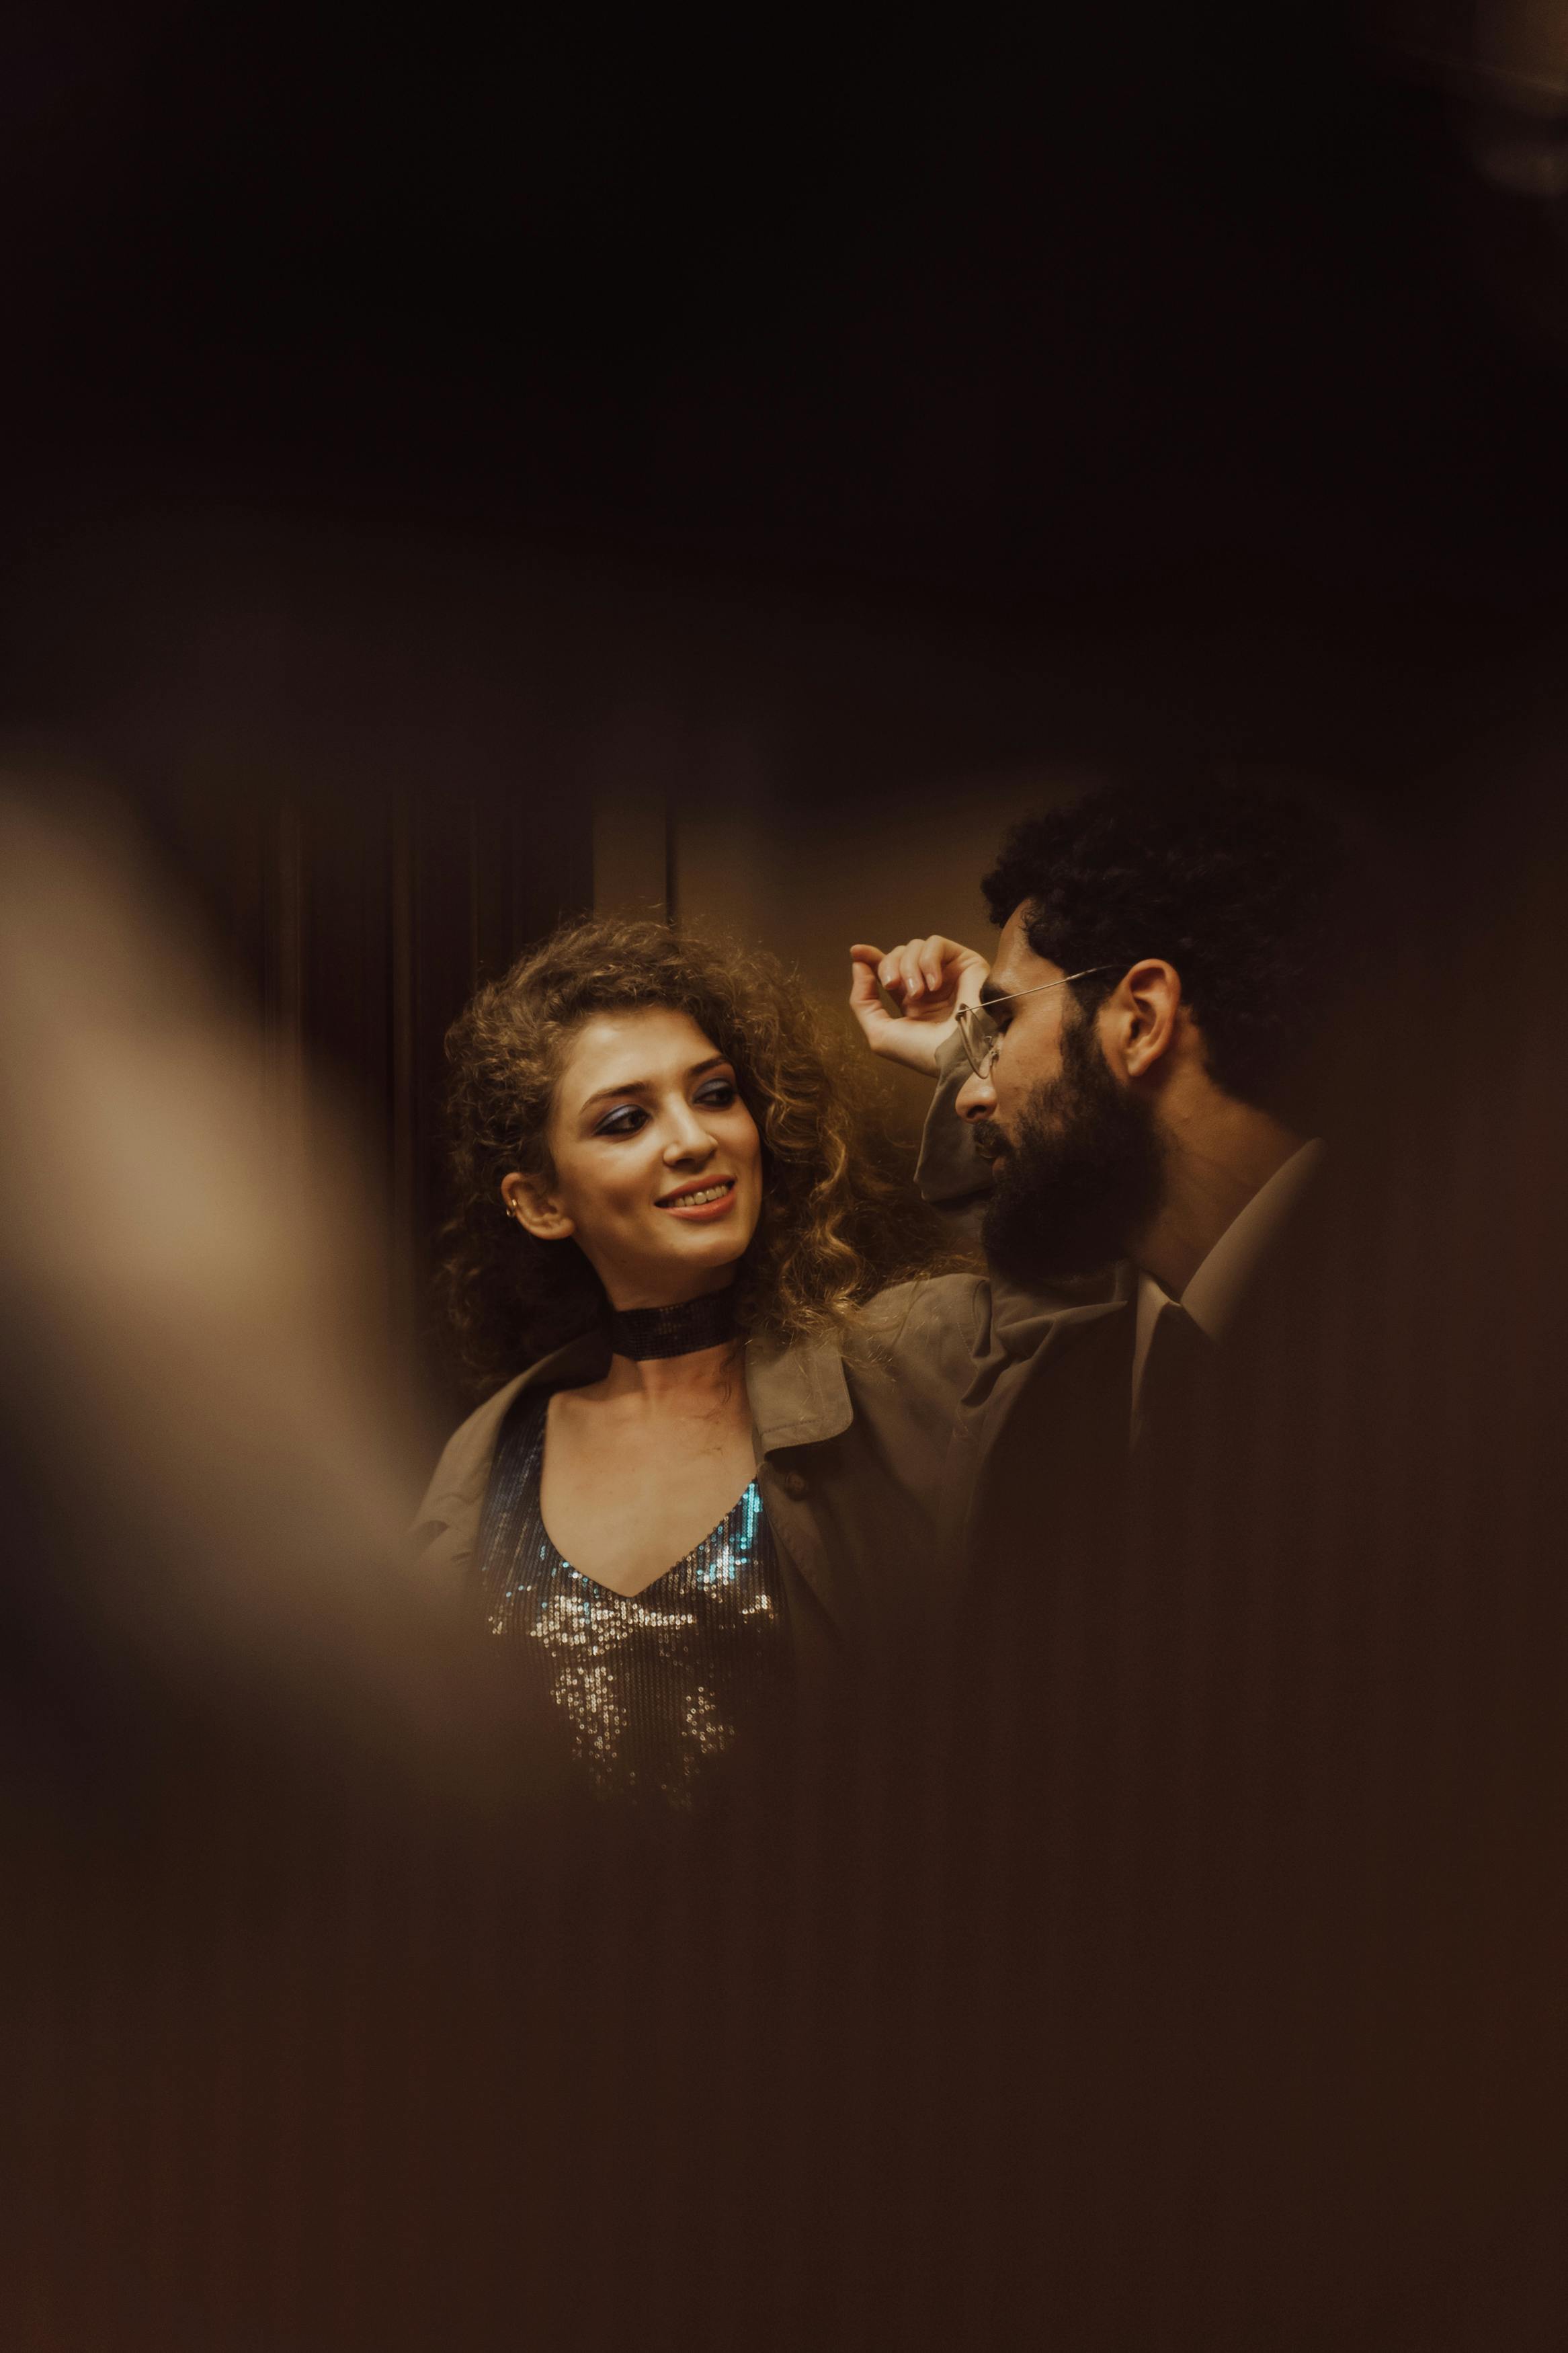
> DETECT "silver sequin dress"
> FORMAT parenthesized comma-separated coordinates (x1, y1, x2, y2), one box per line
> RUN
(474, 1389, 792, 1809)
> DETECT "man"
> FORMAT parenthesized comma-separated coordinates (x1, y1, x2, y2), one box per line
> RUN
(839, 782, 1512, 2342)
(849, 781, 1350, 1465)
(848, 779, 1365, 1920)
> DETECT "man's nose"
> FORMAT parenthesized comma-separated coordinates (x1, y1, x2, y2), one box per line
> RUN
(955, 1068, 996, 1123)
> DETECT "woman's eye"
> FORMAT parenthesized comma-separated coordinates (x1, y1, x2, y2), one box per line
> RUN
(695, 1082, 737, 1108)
(595, 1106, 647, 1138)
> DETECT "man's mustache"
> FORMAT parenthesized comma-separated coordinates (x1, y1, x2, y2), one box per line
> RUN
(973, 1119, 1012, 1164)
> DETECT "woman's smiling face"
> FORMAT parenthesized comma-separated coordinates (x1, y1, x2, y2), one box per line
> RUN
(503, 1006, 764, 1310)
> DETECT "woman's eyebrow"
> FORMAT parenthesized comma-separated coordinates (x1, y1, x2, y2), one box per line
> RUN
(579, 1055, 731, 1111)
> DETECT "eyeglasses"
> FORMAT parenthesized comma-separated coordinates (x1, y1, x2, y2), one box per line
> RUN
(953, 967, 1117, 1080)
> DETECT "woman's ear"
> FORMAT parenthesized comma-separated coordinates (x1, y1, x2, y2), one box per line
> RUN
(501, 1171, 575, 1242)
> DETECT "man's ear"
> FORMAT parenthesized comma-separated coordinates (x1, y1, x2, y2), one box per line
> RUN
(1108, 959, 1183, 1080)
(501, 1170, 575, 1242)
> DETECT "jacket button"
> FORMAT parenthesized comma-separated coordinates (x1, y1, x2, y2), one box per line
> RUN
(776, 1466, 807, 1499)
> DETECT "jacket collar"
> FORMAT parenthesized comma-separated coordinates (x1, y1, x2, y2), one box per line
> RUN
(744, 1331, 854, 1455)
(418, 1329, 610, 1531)
(423, 1325, 852, 1531)
(526, 1326, 858, 1459)
(962, 1260, 1134, 1410)
(517, 1326, 855, 1460)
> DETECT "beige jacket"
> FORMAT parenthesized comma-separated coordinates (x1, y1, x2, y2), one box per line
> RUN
(413, 1276, 991, 1673)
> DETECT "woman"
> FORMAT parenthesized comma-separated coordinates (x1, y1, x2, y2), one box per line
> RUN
(413, 916, 975, 1809)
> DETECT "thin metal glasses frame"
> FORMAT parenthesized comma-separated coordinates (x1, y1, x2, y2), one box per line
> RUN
(954, 965, 1118, 1079)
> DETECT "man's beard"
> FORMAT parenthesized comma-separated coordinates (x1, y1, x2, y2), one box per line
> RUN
(979, 1010, 1166, 1285)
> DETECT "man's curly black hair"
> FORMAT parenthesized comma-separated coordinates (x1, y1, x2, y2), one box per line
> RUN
(982, 781, 1352, 1115)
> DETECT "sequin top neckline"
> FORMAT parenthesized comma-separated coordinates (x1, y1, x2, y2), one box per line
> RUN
(474, 1387, 790, 1808)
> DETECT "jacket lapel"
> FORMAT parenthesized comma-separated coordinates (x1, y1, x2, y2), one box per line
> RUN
(960, 1274, 1135, 1577)
(744, 1333, 854, 1632)
(967, 1265, 1134, 1470)
(745, 1333, 853, 1453)
(412, 1332, 610, 1587)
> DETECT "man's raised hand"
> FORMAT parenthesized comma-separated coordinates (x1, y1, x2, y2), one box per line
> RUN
(848, 936, 991, 1076)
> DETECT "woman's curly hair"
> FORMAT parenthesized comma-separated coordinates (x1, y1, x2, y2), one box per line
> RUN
(438, 916, 946, 1398)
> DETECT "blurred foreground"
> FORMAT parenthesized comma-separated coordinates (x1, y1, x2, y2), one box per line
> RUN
(2, 773, 1567, 2350)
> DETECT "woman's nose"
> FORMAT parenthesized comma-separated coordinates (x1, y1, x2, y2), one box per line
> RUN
(663, 1107, 716, 1159)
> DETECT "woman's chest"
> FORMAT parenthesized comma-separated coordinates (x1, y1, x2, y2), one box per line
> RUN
(539, 1398, 758, 1596)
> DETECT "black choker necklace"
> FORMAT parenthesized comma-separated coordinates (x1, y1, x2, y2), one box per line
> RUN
(608, 1291, 739, 1361)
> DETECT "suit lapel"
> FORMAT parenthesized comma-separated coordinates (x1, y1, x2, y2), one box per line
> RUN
(963, 1287, 1134, 1570)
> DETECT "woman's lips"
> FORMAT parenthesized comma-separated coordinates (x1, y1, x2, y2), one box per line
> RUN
(655, 1179, 737, 1222)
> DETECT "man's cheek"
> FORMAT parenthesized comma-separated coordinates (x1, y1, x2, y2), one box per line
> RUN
(991, 1076, 1028, 1129)
(1002, 1047, 1053, 1112)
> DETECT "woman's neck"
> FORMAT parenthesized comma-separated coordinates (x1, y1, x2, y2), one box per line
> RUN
(594, 1339, 744, 1408)
(595, 1279, 743, 1408)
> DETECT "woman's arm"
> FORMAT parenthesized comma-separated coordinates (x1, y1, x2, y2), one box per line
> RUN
(848, 934, 988, 1076)
(913, 1031, 993, 1228)
(848, 937, 994, 1230)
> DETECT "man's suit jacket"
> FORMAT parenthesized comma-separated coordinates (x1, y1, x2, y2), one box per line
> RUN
(899, 1034, 1566, 2346)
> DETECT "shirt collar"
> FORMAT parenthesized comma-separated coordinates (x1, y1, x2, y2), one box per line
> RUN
(1180, 1138, 1324, 1345)
(1130, 1139, 1323, 1426)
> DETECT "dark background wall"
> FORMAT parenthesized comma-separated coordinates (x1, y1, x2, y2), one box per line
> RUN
(4, 1, 1567, 1427)
(5, 19, 1568, 2350)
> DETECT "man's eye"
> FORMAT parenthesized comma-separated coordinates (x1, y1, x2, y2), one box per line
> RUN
(595, 1106, 647, 1138)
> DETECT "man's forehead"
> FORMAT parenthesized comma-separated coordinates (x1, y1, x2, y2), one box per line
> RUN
(989, 905, 1059, 992)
